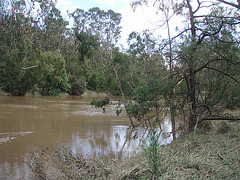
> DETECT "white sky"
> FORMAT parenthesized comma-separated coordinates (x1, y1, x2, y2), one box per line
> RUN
(56, 0, 183, 47)
(56, 0, 235, 47)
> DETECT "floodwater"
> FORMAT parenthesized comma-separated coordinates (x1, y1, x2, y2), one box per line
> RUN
(0, 95, 173, 179)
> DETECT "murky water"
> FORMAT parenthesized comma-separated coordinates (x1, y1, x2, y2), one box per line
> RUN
(0, 95, 173, 179)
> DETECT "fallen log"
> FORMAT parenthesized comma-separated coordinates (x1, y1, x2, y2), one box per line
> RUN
(198, 116, 240, 123)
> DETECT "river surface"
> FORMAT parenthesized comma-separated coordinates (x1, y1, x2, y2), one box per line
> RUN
(0, 95, 173, 179)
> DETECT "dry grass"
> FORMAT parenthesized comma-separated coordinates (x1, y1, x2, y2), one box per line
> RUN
(28, 145, 110, 179)
(157, 121, 240, 179)
(28, 120, 240, 180)
(109, 120, 240, 179)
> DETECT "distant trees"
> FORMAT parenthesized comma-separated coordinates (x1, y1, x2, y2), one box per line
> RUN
(0, 0, 40, 95)
(0, 1, 130, 96)
(0, 0, 71, 96)
(0, 0, 239, 130)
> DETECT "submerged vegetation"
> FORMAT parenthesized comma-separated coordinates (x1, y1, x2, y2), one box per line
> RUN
(29, 120, 240, 179)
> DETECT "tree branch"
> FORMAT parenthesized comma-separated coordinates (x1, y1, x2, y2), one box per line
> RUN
(204, 66, 240, 84)
(216, 0, 240, 9)
(194, 15, 237, 19)
(199, 116, 240, 123)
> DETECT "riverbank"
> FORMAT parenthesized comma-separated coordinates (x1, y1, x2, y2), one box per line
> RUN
(109, 120, 240, 179)
(29, 120, 240, 179)
(0, 89, 9, 96)
(0, 88, 109, 97)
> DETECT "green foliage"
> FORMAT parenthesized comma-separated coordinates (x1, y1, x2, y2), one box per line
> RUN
(38, 50, 70, 96)
(68, 75, 86, 96)
(143, 122, 163, 178)
(126, 77, 169, 121)
(86, 73, 97, 91)
(91, 98, 110, 113)
(75, 31, 99, 63)
(0, 0, 73, 96)
(126, 86, 153, 120)
(0, 37, 41, 96)
(132, 86, 151, 103)
(70, 6, 126, 96)
(115, 102, 122, 116)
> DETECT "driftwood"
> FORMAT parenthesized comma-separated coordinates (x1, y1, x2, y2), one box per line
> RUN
(218, 153, 230, 165)
(198, 116, 240, 123)
(218, 145, 240, 165)
(22, 65, 38, 70)
(223, 145, 240, 154)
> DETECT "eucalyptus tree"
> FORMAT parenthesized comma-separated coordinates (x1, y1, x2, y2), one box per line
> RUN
(32, 0, 70, 52)
(131, 0, 240, 131)
(0, 0, 41, 95)
(177, 1, 240, 127)
(71, 7, 135, 127)
(127, 31, 169, 127)
(0, 0, 72, 96)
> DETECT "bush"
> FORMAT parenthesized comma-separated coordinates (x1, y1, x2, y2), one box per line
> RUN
(68, 75, 86, 96)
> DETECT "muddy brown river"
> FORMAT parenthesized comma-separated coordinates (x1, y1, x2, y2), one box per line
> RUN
(0, 95, 173, 179)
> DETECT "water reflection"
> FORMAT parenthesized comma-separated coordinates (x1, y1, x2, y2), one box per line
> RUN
(70, 126, 146, 163)
(0, 95, 173, 179)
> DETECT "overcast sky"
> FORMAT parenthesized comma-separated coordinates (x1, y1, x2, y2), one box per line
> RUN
(56, 0, 176, 47)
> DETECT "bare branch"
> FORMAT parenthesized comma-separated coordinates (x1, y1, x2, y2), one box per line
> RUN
(194, 58, 225, 73)
(194, 15, 237, 19)
(193, 0, 202, 14)
(204, 66, 240, 84)
(216, 0, 240, 9)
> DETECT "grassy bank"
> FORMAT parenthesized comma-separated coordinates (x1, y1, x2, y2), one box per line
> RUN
(108, 120, 240, 179)
(29, 120, 240, 179)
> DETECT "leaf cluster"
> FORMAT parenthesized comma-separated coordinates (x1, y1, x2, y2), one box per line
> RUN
(91, 98, 110, 113)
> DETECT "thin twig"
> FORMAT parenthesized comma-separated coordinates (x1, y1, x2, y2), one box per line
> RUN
(223, 145, 240, 154)
(218, 153, 230, 165)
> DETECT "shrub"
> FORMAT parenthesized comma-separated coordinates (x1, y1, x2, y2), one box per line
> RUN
(143, 122, 163, 178)
(68, 75, 86, 96)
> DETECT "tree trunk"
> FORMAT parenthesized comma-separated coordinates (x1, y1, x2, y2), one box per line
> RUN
(165, 10, 176, 140)
(170, 92, 176, 140)
(189, 67, 197, 130)
(186, 0, 197, 131)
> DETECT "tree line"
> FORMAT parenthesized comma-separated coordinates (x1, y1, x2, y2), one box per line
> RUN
(0, 0, 239, 132)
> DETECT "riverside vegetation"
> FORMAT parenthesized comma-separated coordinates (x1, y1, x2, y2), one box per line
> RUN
(29, 120, 240, 179)
(1, 0, 240, 179)
(1, 0, 240, 128)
